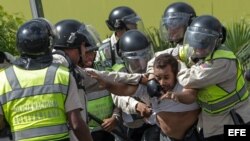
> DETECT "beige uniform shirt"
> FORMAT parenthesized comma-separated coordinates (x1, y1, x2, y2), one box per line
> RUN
(84, 68, 142, 86)
(178, 58, 250, 138)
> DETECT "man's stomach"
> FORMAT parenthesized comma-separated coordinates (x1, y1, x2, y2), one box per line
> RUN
(156, 109, 200, 140)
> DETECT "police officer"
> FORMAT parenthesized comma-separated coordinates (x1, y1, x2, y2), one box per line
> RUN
(112, 30, 160, 141)
(78, 27, 121, 141)
(176, 15, 250, 141)
(0, 18, 91, 141)
(52, 19, 106, 141)
(95, 6, 145, 71)
(147, 2, 197, 74)
(52, 19, 143, 141)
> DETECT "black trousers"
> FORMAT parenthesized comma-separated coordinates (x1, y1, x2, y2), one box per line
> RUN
(91, 130, 115, 141)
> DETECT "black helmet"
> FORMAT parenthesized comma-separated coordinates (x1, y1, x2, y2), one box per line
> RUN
(118, 30, 154, 73)
(106, 6, 143, 31)
(160, 2, 196, 43)
(183, 15, 222, 58)
(54, 19, 94, 49)
(16, 18, 56, 56)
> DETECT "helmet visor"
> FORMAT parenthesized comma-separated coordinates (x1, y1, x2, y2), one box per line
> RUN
(183, 27, 219, 58)
(85, 25, 102, 52)
(122, 45, 154, 73)
(160, 12, 190, 42)
(124, 14, 145, 31)
(123, 14, 141, 24)
(77, 24, 101, 48)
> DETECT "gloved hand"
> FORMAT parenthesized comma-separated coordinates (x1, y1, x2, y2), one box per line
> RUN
(147, 79, 163, 98)
(187, 56, 199, 67)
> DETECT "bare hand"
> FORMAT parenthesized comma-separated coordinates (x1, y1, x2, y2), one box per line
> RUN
(86, 70, 107, 89)
(136, 102, 152, 118)
(140, 74, 149, 85)
(101, 116, 117, 132)
(147, 73, 155, 81)
(160, 91, 178, 102)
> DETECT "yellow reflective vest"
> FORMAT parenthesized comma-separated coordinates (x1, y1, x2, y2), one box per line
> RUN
(197, 46, 249, 114)
(87, 63, 125, 129)
(0, 64, 70, 141)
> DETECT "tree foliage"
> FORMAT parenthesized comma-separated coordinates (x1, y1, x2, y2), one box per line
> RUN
(0, 5, 25, 55)
(224, 19, 250, 70)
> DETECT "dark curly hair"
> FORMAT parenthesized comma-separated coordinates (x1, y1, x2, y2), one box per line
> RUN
(153, 53, 179, 77)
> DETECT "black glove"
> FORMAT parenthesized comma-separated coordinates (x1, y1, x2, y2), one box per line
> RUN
(147, 79, 163, 98)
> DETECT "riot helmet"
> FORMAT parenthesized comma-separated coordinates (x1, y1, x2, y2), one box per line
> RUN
(106, 6, 144, 31)
(16, 18, 56, 56)
(160, 2, 196, 43)
(118, 29, 154, 73)
(183, 15, 223, 59)
(54, 19, 92, 49)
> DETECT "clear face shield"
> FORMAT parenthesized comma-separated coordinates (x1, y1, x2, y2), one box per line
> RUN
(123, 14, 145, 32)
(85, 25, 102, 51)
(77, 24, 102, 52)
(183, 27, 220, 59)
(160, 12, 190, 43)
(121, 45, 154, 73)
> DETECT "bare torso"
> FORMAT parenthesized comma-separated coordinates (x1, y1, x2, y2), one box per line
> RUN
(156, 109, 200, 139)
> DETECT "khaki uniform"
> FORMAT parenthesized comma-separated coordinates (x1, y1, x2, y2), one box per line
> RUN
(178, 54, 250, 138)
(95, 33, 124, 71)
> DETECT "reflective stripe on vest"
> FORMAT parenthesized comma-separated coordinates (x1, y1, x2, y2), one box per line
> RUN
(87, 90, 113, 129)
(112, 63, 125, 72)
(13, 124, 68, 141)
(87, 63, 125, 129)
(0, 64, 70, 141)
(178, 44, 189, 64)
(197, 46, 249, 114)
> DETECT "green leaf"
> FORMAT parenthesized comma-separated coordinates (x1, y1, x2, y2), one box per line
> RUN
(0, 4, 25, 55)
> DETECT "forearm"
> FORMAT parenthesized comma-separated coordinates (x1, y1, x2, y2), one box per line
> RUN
(112, 94, 139, 114)
(146, 57, 155, 74)
(86, 68, 142, 85)
(68, 109, 93, 141)
(106, 81, 138, 96)
(74, 121, 92, 141)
